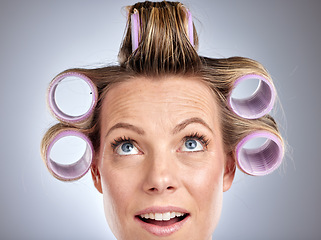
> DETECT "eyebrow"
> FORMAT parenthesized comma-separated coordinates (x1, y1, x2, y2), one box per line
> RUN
(105, 122, 145, 138)
(105, 117, 213, 138)
(172, 117, 213, 135)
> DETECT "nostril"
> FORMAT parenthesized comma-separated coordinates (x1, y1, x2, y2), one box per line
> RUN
(148, 186, 175, 192)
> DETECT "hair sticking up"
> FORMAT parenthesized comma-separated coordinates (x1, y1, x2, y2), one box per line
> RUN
(119, 1, 200, 75)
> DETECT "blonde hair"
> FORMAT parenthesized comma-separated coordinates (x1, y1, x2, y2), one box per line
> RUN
(119, 1, 200, 74)
(41, 1, 283, 180)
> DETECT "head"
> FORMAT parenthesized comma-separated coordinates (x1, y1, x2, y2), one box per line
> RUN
(41, 1, 283, 239)
(91, 74, 235, 240)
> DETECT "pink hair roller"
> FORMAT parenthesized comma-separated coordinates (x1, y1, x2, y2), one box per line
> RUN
(47, 72, 98, 124)
(46, 130, 93, 181)
(131, 9, 140, 52)
(236, 131, 284, 176)
(186, 9, 194, 46)
(228, 74, 276, 119)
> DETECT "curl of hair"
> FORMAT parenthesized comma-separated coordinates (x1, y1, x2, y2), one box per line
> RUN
(41, 1, 284, 180)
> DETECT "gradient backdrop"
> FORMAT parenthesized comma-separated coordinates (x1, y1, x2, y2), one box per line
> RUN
(1, 0, 320, 239)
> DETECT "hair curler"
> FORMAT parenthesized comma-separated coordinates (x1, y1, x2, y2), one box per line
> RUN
(47, 72, 98, 125)
(131, 9, 140, 52)
(236, 131, 284, 176)
(186, 9, 194, 46)
(45, 129, 93, 181)
(228, 74, 276, 119)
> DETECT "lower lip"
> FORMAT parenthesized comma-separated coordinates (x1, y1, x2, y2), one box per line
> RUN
(135, 215, 190, 237)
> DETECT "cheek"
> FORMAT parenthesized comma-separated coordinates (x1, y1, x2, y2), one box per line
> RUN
(100, 166, 136, 213)
(98, 144, 139, 211)
(99, 165, 138, 235)
(99, 156, 146, 217)
(182, 154, 225, 231)
(183, 151, 225, 198)
(186, 163, 224, 208)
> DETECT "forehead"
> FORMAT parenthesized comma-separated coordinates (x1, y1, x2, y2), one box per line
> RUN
(100, 76, 220, 133)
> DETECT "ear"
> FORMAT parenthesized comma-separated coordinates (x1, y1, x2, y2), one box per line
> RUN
(91, 163, 103, 194)
(223, 152, 236, 192)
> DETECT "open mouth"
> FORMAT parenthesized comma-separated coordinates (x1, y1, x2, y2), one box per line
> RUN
(136, 212, 189, 227)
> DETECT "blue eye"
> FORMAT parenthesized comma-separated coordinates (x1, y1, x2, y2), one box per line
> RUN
(185, 139, 197, 149)
(116, 142, 139, 155)
(111, 137, 140, 156)
(121, 142, 134, 152)
(181, 139, 204, 152)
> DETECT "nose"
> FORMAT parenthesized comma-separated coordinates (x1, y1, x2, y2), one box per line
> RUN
(142, 151, 179, 195)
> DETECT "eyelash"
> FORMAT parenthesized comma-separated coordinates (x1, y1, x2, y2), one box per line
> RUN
(111, 136, 134, 150)
(110, 133, 210, 151)
(184, 132, 210, 149)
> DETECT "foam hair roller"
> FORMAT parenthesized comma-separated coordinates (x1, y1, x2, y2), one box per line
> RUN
(47, 72, 98, 125)
(236, 131, 284, 176)
(228, 74, 276, 119)
(46, 130, 93, 181)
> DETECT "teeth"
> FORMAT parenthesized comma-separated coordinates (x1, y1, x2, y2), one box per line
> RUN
(175, 212, 183, 217)
(140, 212, 186, 221)
(155, 213, 162, 221)
(163, 212, 170, 221)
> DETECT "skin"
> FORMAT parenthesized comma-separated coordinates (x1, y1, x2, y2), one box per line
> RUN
(91, 76, 235, 240)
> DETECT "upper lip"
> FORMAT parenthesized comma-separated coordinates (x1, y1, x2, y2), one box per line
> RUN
(135, 206, 190, 216)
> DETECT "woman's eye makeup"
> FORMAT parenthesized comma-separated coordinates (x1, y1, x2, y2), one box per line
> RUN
(111, 137, 139, 155)
(180, 133, 210, 152)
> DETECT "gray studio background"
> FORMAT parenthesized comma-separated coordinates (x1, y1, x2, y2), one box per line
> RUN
(1, 0, 320, 239)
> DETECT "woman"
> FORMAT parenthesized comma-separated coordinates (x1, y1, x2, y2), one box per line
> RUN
(41, 1, 284, 239)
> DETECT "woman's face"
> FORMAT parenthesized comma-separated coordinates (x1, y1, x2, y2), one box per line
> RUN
(92, 76, 235, 240)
